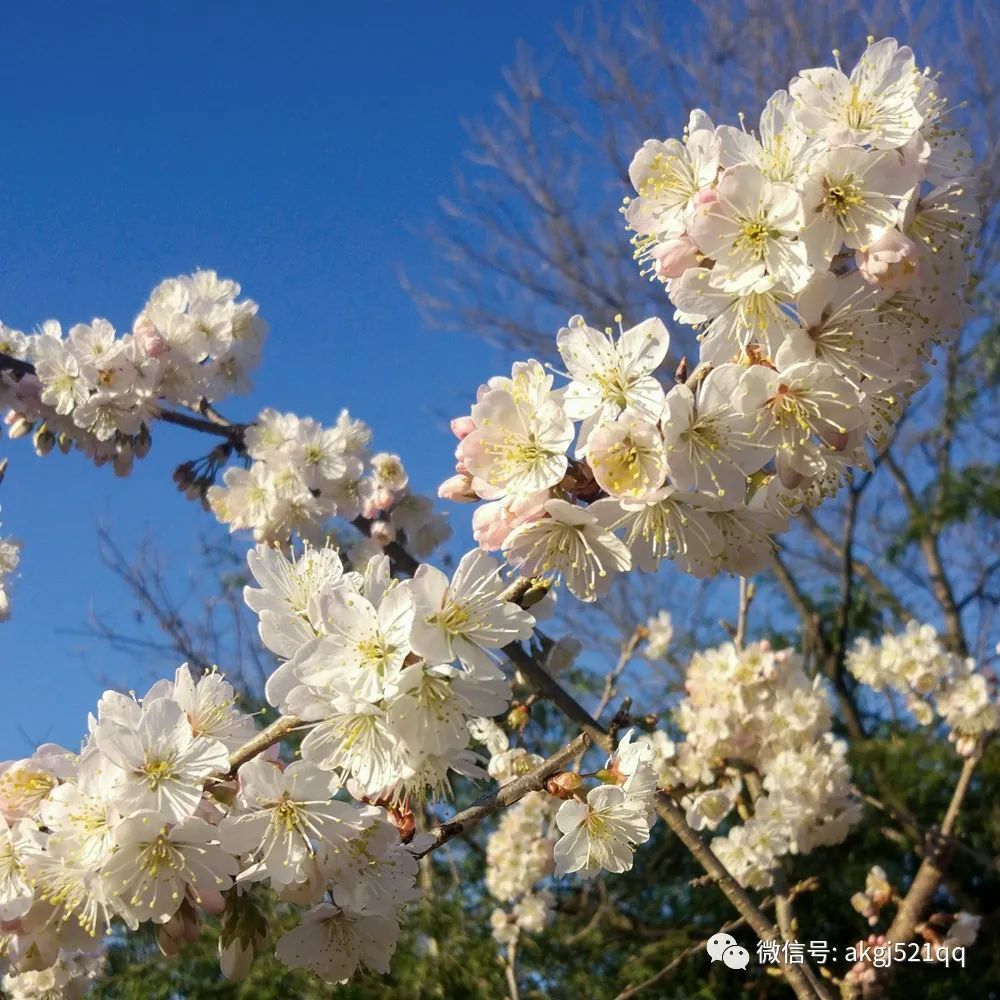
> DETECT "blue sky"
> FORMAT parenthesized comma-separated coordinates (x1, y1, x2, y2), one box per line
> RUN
(0, 2, 576, 755)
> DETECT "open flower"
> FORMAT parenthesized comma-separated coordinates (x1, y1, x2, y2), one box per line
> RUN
(0, 816, 34, 920)
(405, 549, 535, 674)
(587, 417, 668, 499)
(735, 361, 867, 487)
(625, 111, 720, 237)
(275, 902, 399, 984)
(502, 499, 631, 602)
(104, 813, 238, 924)
(462, 389, 572, 499)
(800, 145, 914, 263)
(718, 89, 816, 183)
(553, 785, 652, 878)
(557, 315, 669, 451)
(669, 267, 797, 364)
(662, 364, 769, 498)
(295, 586, 415, 703)
(790, 38, 922, 149)
(95, 699, 229, 823)
(220, 759, 364, 887)
(688, 164, 811, 293)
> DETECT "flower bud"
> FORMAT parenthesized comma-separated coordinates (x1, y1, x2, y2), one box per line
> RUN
(450, 415, 476, 440)
(133, 315, 167, 358)
(134, 424, 152, 459)
(851, 891, 878, 925)
(386, 802, 416, 843)
(369, 518, 396, 546)
(6, 415, 32, 439)
(855, 228, 919, 292)
(437, 472, 478, 503)
(507, 703, 530, 731)
(155, 913, 185, 957)
(114, 439, 134, 478)
(32, 425, 55, 457)
(544, 771, 582, 799)
(652, 232, 701, 280)
(198, 888, 227, 917)
(220, 936, 256, 981)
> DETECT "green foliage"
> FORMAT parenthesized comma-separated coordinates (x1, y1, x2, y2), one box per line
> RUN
(888, 464, 1000, 563)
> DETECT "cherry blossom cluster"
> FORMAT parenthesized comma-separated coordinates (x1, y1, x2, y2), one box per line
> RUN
(0, 271, 266, 476)
(847, 623, 998, 754)
(549, 731, 659, 879)
(485, 752, 557, 946)
(204, 406, 427, 547)
(486, 731, 661, 947)
(652, 641, 860, 889)
(0, 664, 424, 989)
(248, 543, 535, 802)
(440, 38, 979, 601)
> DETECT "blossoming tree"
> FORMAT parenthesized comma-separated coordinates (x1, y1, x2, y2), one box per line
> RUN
(0, 29, 995, 1000)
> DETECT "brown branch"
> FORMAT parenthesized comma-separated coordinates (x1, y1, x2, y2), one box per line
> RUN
(613, 879, 822, 1000)
(800, 509, 911, 624)
(224, 715, 305, 777)
(415, 733, 589, 857)
(735, 576, 753, 650)
(503, 636, 822, 999)
(884, 741, 986, 941)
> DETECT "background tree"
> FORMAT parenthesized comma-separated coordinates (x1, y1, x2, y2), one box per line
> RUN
(8, 2, 998, 997)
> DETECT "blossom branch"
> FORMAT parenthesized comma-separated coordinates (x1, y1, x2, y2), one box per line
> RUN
(416, 733, 591, 858)
(501, 638, 824, 1000)
(883, 453, 969, 658)
(0, 348, 250, 454)
(224, 714, 305, 777)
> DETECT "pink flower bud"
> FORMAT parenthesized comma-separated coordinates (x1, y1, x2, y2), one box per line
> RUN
(472, 494, 547, 550)
(856, 229, 920, 292)
(692, 187, 719, 211)
(450, 415, 476, 440)
(133, 316, 168, 358)
(507, 703, 530, 730)
(472, 503, 511, 550)
(438, 472, 478, 502)
(653, 232, 701, 280)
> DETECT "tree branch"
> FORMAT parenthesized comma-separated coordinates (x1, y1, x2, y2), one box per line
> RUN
(416, 733, 590, 857)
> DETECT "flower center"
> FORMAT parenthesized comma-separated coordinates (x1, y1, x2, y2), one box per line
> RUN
(821, 177, 863, 220)
(141, 833, 180, 876)
(735, 219, 778, 260)
(428, 602, 471, 635)
(142, 757, 176, 790)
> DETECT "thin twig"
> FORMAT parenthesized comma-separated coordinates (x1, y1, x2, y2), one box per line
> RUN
(416, 734, 590, 857)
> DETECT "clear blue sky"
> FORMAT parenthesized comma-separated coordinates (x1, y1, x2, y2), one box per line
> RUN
(0, 2, 574, 755)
